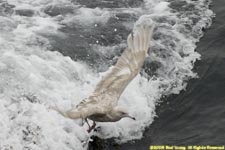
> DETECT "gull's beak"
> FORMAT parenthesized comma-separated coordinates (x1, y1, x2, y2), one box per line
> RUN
(131, 117, 136, 120)
(126, 115, 136, 120)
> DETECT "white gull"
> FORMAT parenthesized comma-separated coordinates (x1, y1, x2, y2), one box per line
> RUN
(56, 19, 155, 132)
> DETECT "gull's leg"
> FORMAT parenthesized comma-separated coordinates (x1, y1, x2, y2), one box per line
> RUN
(87, 121, 96, 133)
(94, 126, 101, 132)
(85, 119, 94, 133)
(84, 118, 91, 129)
(92, 121, 96, 129)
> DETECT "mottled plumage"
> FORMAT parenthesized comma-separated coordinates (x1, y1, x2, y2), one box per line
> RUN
(57, 22, 155, 132)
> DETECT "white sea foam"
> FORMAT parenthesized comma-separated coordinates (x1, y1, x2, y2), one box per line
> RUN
(0, 0, 214, 149)
(62, 7, 111, 26)
(153, 2, 169, 13)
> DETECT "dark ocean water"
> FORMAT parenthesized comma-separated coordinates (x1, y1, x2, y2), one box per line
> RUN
(95, 0, 225, 149)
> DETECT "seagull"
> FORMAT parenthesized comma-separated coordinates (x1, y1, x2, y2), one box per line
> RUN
(56, 21, 155, 132)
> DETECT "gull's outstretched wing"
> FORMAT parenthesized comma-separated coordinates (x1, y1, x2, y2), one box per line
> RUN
(60, 24, 154, 120)
(92, 24, 154, 103)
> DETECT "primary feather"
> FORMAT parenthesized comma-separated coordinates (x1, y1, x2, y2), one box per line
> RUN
(61, 22, 155, 121)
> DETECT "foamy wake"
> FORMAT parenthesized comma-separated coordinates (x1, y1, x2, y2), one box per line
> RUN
(0, 0, 213, 149)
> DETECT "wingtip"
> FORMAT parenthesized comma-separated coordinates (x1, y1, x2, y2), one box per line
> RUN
(127, 33, 134, 50)
(130, 22, 155, 52)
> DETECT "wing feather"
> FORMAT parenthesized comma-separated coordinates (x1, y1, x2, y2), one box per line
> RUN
(62, 25, 154, 119)
(92, 25, 154, 102)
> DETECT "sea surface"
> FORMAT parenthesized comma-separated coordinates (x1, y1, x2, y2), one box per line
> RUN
(0, 0, 222, 150)
(106, 0, 225, 149)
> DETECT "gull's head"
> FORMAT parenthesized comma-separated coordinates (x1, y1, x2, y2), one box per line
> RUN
(113, 107, 136, 121)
